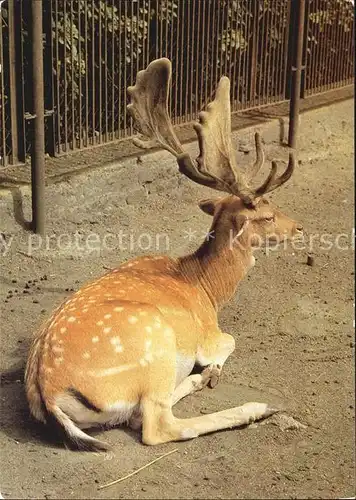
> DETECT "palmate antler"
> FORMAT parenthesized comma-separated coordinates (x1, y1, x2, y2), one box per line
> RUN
(127, 58, 295, 206)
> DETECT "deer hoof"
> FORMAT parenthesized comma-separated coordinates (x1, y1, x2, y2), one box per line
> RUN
(202, 364, 222, 389)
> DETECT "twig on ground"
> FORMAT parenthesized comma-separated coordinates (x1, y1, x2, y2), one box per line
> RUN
(98, 448, 179, 490)
(17, 250, 52, 263)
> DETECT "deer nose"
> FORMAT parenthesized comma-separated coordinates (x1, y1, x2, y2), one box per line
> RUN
(295, 223, 304, 233)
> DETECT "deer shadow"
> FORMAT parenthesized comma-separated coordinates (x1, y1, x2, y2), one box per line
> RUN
(2, 185, 32, 231)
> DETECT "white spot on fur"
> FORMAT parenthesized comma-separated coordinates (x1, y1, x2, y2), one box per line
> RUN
(145, 326, 152, 333)
(110, 336, 121, 345)
(104, 314, 112, 320)
(128, 315, 138, 324)
(114, 307, 124, 312)
(54, 357, 64, 366)
(60, 327, 67, 334)
(89, 364, 136, 377)
(114, 345, 123, 353)
(52, 346, 64, 354)
(103, 327, 112, 334)
(68, 316, 76, 323)
(97, 320, 104, 326)
(83, 352, 90, 359)
(92, 336, 99, 343)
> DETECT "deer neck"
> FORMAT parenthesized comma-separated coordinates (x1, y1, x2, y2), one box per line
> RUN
(177, 226, 253, 310)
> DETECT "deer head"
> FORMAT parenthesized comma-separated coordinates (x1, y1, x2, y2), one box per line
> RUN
(127, 58, 303, 250)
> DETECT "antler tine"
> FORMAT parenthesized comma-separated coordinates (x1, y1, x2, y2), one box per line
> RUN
(254, 152, 296, 197)
(245, 132, 265, 181)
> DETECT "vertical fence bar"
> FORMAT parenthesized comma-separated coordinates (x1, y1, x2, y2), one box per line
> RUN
(104, 0, 108, 142)
(84, 0, 88, 146)
(77, 0, 82, 148)
(8, 0, 19, 163)
(70, 0, 75, 149)
(281, 0, 291, 100)
(111, 0, 114, 140)
(98, 0, 102, 142)
(0, 2, 6, 166)
(117, 0, 122, 139)
(209, 0, 217, 103)
(63, 0, 68, 151)
(91, 0, 95, 144)
(43, 0, 55, 157)
(31, 0, 45, 235)
(288, 0, 306, 149)
(54, 0, 61, 152)
(231, 0, 239, 109)
(340, 5, 349, 85)
(250, 0, 258, 107)
(16, 0, 26, 162)
(326, 1, 336, 91)
(300, 0, 310, 97)
(195, 0, 201, 114)
(242, 0, 250, 108)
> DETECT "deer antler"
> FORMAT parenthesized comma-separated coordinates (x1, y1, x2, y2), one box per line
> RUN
(127, 58, 295, 206)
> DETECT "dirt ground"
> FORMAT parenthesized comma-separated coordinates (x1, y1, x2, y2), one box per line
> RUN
(0, 99, 354, 499)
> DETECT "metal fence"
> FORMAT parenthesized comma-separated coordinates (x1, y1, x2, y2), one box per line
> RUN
(303, 0, 354, 95)
(0, 0, 354, 168)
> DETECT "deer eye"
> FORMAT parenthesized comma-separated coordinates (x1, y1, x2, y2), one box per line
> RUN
(265, 215, 275, 222)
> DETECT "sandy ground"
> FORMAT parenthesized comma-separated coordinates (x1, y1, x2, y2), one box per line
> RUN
(0, 99, 354, 499)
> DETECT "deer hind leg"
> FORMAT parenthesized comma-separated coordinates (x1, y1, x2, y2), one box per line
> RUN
(141, 396, 278, 446)
(128, 368, 219, 430)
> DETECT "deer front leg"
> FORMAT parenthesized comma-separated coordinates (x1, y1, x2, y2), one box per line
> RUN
(196, 331, 235, 388)
(172, 365, 221, 405)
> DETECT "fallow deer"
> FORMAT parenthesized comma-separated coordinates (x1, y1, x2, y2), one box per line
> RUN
(25, 58, 303, 451)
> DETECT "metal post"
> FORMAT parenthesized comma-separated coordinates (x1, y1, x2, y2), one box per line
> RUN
(288, 0, 306, 149)
(31, 0, 45, 235)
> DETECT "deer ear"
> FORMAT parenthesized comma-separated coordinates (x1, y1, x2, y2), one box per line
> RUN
(198, 199, 217, 216)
